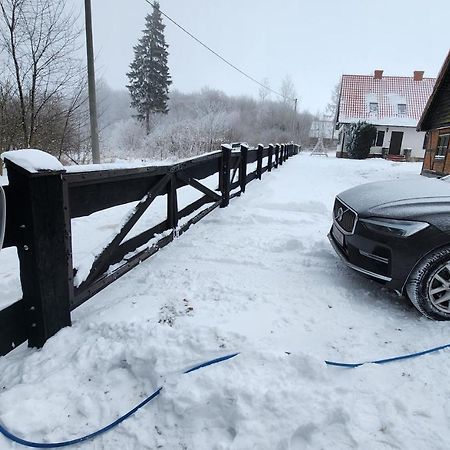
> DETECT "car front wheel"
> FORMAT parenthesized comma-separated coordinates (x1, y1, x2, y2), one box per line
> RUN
(406, 246, 450, 320)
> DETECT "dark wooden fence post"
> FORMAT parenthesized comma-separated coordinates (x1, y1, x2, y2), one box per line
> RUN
(220, 144, 231, 207)
(284, 144, 288, 161)
(268, 144, 274, 172)
(239, 143, 248, 193)
(167, 174, 178, 231)
(5, 159, 73, 349)
(279, 144, 284, 166)
(275, 144, 280, 168)
(257, 144, 263, 179)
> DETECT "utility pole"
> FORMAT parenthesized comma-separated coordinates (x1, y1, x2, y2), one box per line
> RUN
(84, 0, 100, 163)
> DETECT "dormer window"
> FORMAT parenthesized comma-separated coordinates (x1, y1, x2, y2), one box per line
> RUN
(369, 102, 379, 114)
(398, 103, 407, 115)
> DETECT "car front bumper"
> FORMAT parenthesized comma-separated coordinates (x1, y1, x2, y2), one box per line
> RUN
(328, 216, 450, 292)
(328, 229, 392, 283)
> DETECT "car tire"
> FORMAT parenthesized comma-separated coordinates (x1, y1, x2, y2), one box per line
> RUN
(406, 246, 450, 320)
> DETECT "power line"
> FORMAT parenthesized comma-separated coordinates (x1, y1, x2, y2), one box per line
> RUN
(144, 0, 295, 103)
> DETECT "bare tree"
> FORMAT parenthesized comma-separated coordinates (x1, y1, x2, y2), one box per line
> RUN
(280, 75, 297, 104)
(325, 81, 341, 121)
(258, 77, 271, 102)
(0, 77, 21, 150)
(0, 0, 85, 152)
(324, 81, 341, 142)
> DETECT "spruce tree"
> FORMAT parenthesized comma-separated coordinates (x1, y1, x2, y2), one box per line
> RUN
(127, 2, 172, 133)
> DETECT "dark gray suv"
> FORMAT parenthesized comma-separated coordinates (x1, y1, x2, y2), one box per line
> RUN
(328, 175, 450, 320)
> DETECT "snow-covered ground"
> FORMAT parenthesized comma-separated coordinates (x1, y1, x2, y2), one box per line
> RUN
(1, 155, 450, 449)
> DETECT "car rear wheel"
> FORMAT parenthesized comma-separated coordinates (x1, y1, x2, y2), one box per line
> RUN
(406, 246, 450, 320)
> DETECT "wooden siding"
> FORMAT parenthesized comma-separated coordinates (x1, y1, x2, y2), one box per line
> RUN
(433, 159, 445, 174)
(421, 127, 450, 175)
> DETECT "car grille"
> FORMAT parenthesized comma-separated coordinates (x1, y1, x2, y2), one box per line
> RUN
(333, 197, 357, 234)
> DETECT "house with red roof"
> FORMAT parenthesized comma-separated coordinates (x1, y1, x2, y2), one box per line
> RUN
(417, 50, 450, 176)
(335, 70, 435, 159)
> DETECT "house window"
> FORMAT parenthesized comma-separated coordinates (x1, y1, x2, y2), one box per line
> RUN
(369, 102, 379, 114)
(397, 104, 407, 115)
(423, 133, 428, 149)
(375, 130, 385, 147)
(437, 134, 450, 156)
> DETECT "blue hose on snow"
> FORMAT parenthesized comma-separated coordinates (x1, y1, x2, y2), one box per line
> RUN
(324, 342, 450, 368)
(0, 352, 239, 448)
(2, 342, 450, 448)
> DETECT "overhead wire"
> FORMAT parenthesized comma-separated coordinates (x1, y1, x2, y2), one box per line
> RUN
(143, 0, 296, 103)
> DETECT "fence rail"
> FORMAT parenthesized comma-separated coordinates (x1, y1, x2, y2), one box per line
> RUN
(0, 143, 299, 356)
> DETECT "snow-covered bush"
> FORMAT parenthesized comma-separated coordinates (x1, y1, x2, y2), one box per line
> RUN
(346, 122, 377, 159)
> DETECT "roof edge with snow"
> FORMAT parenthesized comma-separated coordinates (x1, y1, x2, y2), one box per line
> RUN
(417, 50, 450, 131)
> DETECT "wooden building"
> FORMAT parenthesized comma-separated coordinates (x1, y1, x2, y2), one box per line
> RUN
(419, 50, 450, 176)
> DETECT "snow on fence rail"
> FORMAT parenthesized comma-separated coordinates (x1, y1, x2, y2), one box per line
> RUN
(0, 143, 299, 356)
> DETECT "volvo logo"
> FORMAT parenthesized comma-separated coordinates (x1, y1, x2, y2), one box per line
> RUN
(336, 207, 344, 223)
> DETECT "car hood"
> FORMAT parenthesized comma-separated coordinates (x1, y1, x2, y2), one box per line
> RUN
(338, 176, 450, 225)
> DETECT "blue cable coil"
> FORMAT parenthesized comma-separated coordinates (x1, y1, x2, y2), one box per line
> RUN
(1, 344, 450, 448)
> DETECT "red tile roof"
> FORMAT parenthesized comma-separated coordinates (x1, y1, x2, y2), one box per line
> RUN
(337, 74, 436, 127)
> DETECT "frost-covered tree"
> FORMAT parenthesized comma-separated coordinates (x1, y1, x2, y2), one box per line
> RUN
(127, 2, 171, 134)
(100, 86, 314, 159)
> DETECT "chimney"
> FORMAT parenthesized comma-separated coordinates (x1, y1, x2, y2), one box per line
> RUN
(414, 70, 424, 81)
(374, 70, 383, 80)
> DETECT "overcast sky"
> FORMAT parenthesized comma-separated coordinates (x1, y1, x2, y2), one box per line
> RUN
(87, 0, 449, 112)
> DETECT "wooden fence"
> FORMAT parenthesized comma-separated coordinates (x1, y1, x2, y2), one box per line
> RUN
(0, 143, 299, 356)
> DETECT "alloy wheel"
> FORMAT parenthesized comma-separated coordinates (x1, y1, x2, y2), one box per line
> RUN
(428, 263, 450, 313)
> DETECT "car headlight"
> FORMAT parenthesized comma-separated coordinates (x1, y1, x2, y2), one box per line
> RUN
(360, 217, 429, 237)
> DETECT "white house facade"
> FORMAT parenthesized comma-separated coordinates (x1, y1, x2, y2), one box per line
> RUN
(336, 70, 436, 159)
